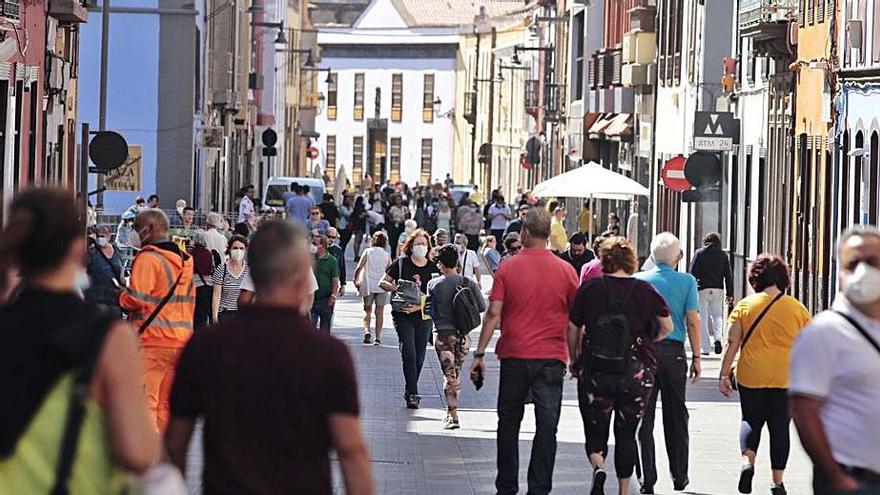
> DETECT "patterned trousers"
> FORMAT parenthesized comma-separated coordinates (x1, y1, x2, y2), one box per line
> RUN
(434, 330, 470, 412)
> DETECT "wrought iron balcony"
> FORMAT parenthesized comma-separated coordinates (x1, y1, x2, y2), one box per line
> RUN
(544, 83, 565, 122)
(2, 0, 19, 21)
(524, 80, 539, 109)
(463, 91, 477, 125)
(739, 0, 795, 58)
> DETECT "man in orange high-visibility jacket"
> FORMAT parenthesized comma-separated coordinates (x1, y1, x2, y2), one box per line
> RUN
(120, 209, 195, 432)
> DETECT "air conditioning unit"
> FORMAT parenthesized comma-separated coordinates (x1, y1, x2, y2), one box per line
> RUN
(623, 33, 636, 64)
(632, 32, 657, 64)
(622, 63, 649, 86)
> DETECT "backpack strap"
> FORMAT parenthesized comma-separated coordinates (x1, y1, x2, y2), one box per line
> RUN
(51, 309, 117, 495)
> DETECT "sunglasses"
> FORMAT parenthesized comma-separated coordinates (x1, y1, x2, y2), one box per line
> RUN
(509, 245, 522, 252)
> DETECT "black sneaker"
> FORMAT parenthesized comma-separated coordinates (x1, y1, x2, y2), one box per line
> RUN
(715, 340, 723, 354)
(406, 395, 420, 409)
(770, 483, 787, 495)
(739, 464, 755, 494)
(363, 332, 372, 344)
(590, 467, 606, 495)
(639, 485, 654, 494)
(674, 478, 689, 491)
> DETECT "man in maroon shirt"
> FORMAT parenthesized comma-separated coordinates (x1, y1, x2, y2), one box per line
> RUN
(164, 220, 373, 495)
(472, 208, 580, 495)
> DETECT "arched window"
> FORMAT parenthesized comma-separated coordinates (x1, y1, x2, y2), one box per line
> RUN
(842, 131, 850, 229)
(871, 131, 879, 224)
(855, 130, 865, 224)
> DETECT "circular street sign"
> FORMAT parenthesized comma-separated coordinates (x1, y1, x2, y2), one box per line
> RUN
(307, 146, 320, 160)
(261, 128, 278, 147)
(661, 155, 692, 192)
(89, 131, 128, 173)
(684, 152, 722, 187)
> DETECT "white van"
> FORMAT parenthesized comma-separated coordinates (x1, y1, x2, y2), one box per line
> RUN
(263, 177, 325, 211)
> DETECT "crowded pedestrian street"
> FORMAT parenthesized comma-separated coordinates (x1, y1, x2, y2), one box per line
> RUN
(176, 271, 817, 495)
(4, 0, 880, 493)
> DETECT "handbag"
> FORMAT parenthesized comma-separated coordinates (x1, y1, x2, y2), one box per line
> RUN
(729, 292, 784, 391)
(390, 258, 422, 312)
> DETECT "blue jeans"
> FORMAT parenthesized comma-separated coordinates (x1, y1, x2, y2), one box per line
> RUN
(310, 296, 334, 332)
(392, 312, 433, 396)
(496, 358, 565, 495)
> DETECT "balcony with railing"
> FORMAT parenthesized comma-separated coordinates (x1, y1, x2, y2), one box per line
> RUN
(463, 91, 477, 125)
(524, 80, 539, 109)
(739, 0, 795, 58)
(1, 0, 19, 21)
(544, 83, 565, 122)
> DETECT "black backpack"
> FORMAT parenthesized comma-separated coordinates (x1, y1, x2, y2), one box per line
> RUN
(452, 275, 482, 334)
(585, 278, 638, 374)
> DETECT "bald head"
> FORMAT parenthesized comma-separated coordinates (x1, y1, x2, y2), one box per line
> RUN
(248, 220, 310, 296)
(135, 209, 170, 245)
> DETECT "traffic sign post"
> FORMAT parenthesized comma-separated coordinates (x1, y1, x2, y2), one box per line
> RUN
(693, 111, 739, 151)
(661, 156, 692, 192)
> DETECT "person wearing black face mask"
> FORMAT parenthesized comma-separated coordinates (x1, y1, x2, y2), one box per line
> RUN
(557, 232, 593, 275)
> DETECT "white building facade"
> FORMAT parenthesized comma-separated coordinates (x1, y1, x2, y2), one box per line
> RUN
(314, 0, 458, 187)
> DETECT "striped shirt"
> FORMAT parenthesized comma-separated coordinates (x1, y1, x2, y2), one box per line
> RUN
(212, 263, 249, 312)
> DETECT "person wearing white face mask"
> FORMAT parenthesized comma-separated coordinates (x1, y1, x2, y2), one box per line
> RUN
(380, 228, 439, 409)
(212, 235, 249, 322)
(791, 227, 880, 495)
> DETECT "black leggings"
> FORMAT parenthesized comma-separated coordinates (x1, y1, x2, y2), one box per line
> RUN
(578, 364, 654, 478)
(739, 386, 790, 470)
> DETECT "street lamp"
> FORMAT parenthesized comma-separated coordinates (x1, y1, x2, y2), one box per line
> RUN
(252, 20, 288, 45)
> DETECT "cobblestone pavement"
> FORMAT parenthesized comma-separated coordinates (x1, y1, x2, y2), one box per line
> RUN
(186, 271, 814, 495)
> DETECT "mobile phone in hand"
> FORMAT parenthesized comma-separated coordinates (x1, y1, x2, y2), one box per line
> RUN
(470, 367, 484, 390)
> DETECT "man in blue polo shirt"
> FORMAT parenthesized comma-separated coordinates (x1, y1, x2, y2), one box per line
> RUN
(634, 232, 702, 494)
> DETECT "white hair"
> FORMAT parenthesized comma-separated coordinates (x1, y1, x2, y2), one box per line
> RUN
(650, 232, 681, 265)
(205, 211, 224, 229)
(404, 219, 417, 230)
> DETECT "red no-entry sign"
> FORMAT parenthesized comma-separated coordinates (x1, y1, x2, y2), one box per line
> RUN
(662, 156, 692, 192)
(307, 147, 320, 160)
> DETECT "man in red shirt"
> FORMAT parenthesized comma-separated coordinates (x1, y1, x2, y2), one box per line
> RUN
(471, 207, 580, 495)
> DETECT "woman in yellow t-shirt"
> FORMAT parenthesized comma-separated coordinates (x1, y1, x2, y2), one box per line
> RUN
(719, 254, 811, 495)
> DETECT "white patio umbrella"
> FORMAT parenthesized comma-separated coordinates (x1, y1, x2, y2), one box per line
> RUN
(532, 161, 649, 240)
(333, 166, 348, 204)
(532, 161, 649, 200)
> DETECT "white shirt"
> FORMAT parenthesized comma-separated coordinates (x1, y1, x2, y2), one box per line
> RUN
(790, 297, 880, 472)
(204, 228, 228, 255)
(459, 249, 481, 282)
(238, 196, 254, 223)
(488, 203, 512, 231)
(239, 267, 318, 294)
(360, 246, 391, 294)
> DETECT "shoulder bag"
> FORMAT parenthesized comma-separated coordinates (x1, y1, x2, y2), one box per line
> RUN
(390, 257, 422, 312)
(729, 292, 784, 390)
(137, 270, 183, 335)
(833, 310, 880, 357)
(51, 309, 117, 495)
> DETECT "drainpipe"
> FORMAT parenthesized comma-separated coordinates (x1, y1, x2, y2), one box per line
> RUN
(471, 30, 480, 185)
(486, 27, 496, 190)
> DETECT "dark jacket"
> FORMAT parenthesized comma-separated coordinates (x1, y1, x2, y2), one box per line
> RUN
(689, 242, 733, 294)
(329, 244, 346, 284)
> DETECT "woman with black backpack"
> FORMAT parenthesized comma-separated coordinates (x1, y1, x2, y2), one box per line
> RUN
(567, 237, 673, 495)
(427, 244, 486, 429)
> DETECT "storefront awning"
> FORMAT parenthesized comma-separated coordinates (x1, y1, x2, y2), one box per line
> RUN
(604, 113, 633, 139)
(587, 113, 614, 136)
